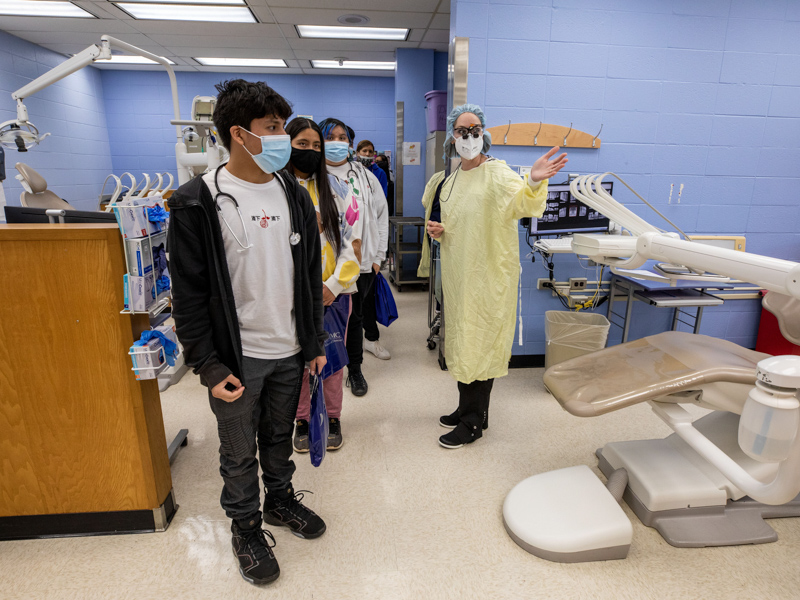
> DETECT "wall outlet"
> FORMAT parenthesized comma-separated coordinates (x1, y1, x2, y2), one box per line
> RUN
(569, 277, 587, 291)
(537, 278, 553, 290)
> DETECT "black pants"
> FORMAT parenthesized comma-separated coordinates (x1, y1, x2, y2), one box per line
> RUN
(208, 353, 304, 522)
(346, 270, 378, 368)
(457, 378, 494, 436)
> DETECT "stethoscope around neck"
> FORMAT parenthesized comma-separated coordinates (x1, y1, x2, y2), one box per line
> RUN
(213, 164, 301, 252)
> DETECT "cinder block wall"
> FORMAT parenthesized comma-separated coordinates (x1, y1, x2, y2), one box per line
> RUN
(450, 0, 800, 354)
(0, 31, 113, 212)
(101, 70, 397, 182)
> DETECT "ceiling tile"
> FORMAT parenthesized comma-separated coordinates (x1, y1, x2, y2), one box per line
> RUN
(418, 42, 448, 52)
(430, 13, 450, 29)
(286, 37, 418, 52)
(270, 8, 432, 28)
(406, 28, 424, 42)
(290, 50, 396, 61)
(181, 48, 296, 60)
(266, 0, 439, 10)
(126, 21, 271, 36)
(423, 29, 448, 43)
(154, 35, 290, 49)
(248, 6, 277, 23)
(0, 16, 138, 33)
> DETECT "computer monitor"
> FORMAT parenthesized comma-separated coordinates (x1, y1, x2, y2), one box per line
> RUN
(530, 181, 612, 236)
(4, 206, 117, 224)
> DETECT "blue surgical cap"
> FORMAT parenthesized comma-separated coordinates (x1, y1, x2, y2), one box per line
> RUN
(443, 103, 492, 160)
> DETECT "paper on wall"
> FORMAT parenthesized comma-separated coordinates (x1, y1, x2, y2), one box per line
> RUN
(402, 142, 421, 165)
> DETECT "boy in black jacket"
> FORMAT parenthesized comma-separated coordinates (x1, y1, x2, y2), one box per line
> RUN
(168, 80, 327, 586)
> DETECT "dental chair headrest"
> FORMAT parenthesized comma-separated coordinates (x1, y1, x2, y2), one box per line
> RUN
(15, 162, 48, 193)
(763, 292, 800, 346)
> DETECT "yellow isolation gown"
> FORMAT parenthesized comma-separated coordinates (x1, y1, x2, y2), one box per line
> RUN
(418, 159, 548, 383)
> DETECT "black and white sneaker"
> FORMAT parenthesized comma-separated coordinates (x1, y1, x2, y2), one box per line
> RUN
(231, 518, 280, 585)
(327, 417, 343, 450)
(439, 409, 460, 429)
(439, 422, 480, 449)
(439, 409, 489, 430)
(346, 366, 368, 396)
(293, 419, 309, 453)
(264, 488, 326, 540)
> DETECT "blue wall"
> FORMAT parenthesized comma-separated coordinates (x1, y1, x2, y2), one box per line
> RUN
(451, 0, 800, 355)
(395, 49, 435, 218)
(0, 31, 113, 212)
(101, 71, 396, 184)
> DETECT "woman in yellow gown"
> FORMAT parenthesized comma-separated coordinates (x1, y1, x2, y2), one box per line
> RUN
(419, 104, 568, 449)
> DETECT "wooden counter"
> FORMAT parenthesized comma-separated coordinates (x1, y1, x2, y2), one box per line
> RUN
(0, 224, 176, 539)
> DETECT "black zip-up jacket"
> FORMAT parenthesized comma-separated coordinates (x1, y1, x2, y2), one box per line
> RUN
(167, 169, 326, 390)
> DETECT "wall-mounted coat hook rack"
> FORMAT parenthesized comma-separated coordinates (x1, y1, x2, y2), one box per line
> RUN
(484, 122, 602, 149)
(592, 124, 603, 148)
(563, 123, 573, 146)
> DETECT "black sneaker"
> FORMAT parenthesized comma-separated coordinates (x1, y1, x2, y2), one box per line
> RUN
(327, 417, 343, 450)
(293, 419, 309, 453)
(439, 409, 489, 430)
(264, 488, 326, 539)
(439, 422, 481, 449)
(346, 367, 368, 397)
(231, 519, 280, 585)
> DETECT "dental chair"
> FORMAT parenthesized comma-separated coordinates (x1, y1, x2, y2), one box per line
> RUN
(15, 162, 75, 210)
(503, 173, 800, 563)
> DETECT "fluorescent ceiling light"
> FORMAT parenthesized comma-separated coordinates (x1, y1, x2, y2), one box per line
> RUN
(312, 60, 395, 71)
(195, 57, 287, 68)
(101, 55, 176, 65)
(0, 1, 94, 18)
(122, 0, 244, 3)
(297, 25, 408, 41)
(116, 3, 255, 22)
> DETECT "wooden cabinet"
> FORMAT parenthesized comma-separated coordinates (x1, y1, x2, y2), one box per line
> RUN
(0, 224, 175, 540)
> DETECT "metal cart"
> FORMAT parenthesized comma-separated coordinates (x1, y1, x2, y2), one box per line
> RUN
(387, 216, 427, 291)
(426, 239, 447, 370)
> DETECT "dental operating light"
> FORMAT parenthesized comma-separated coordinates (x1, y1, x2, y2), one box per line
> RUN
(6, 35, 184, 176)
(0, 122, 50, 152)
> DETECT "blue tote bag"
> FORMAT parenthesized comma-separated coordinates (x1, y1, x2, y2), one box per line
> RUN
(308, 374, 329, 467)
(320, 294, 350, 380)
(374, 272, 398, 327)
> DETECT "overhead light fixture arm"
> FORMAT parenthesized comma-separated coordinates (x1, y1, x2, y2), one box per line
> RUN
(11, 35, 183, 140)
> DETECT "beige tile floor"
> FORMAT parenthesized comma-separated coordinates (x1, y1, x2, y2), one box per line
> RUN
(3, 285, 800, 599)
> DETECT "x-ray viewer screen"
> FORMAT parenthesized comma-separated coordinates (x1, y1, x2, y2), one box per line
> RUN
(531, 181, 612, 236)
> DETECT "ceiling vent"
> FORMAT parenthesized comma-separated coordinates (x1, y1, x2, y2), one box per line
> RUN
(337, 14, 370, 25)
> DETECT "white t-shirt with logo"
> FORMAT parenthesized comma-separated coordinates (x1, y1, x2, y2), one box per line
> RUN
(203, 168, 300, 360)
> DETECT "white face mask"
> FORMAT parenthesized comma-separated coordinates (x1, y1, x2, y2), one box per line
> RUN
(454, 135, 483, 160)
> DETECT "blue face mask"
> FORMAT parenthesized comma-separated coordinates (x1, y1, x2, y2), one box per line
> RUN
(325, 141, 350, 163)
(241, 128, 291, 174)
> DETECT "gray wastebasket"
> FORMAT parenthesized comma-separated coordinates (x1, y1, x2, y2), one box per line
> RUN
(544, 311, 610, 369)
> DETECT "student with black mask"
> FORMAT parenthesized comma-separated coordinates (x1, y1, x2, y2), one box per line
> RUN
(284, 117, 362, 452)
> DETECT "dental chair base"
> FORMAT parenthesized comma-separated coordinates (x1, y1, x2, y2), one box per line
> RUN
(596, 410, 800, 548)
(503, 465, 632, 563)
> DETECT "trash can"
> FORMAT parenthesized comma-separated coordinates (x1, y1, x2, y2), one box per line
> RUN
(424, 90, 447, 132)
(545, 311, 610, 370)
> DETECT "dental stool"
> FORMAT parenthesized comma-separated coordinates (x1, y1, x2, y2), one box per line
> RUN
(15, 162, 75, 210)
(505, 329, 800, 562)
